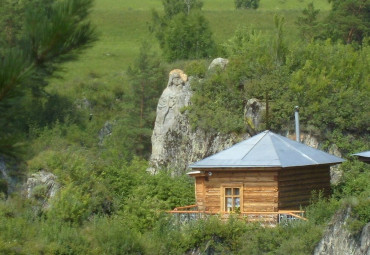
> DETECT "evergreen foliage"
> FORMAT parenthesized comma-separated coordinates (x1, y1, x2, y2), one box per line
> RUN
(152, 0, 216, 61)
(127, 42, 167, 157)
(0, 0, 96, 156)
(296, 2, 320, 42)
(324, 0, 370, 44)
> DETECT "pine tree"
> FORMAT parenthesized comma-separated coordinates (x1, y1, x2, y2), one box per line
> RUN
(296, 2, 320, 42)
(127, 43, 166, 157)
(324, 0, 370, 44)
(0, 0, 96, 156)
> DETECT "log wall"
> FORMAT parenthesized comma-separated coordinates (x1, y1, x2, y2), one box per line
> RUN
(278, 165, 331, 210)
(194, 170, 279, 213)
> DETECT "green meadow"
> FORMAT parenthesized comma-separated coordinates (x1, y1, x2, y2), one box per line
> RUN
(50, 0, 330, 97)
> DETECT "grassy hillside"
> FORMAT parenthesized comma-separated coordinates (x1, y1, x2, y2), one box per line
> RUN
(50, 0, 330, 97)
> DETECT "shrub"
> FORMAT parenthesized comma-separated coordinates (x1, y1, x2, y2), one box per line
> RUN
(184, 60, 208, 78)
(162, 12, 216, 61)
(235, 0, 260, 9)
(88, 216, 144, 255)
(47, 184, 91, 225)
(348, 198, 370, 234)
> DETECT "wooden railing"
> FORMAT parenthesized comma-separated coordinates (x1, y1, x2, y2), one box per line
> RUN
(168, 205, 306, 225)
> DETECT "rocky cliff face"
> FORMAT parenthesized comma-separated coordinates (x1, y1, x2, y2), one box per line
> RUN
(149, 66, 247, 174)
(314, 207, 370, 255)
(149, 59, 343, 177)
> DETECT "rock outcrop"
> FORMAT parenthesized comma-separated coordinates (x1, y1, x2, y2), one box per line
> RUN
(26, 170, 60, 208)
(149, 68, 246, 174)
(149, 59, 343, 178)
(208, 57, 229, 71)
(98, 121, 114, 145)
(314, 207, 370, 255)
(244, 98, 266, 135)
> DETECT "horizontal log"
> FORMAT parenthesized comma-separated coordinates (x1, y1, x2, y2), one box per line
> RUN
(207, 206, 221, 212)
(279, 171, 330, 182)
(244, 198, 278, 203)
(244, 182, 278, 187)
(244, 191, 278, 197)
(279, 173, 330, 183)
(278, 178, 330, 188)
(204, 198, 221, 204)
(174, 204, 197, 210)
(279, 196, 323, 204)
(244, 207, 277, 212)
(244, 186, 278, 192)
(280, 166, 327, 174)
(278, 186, 331, 195)
(205, 192, 220, 197)
(215, 172, 278, 178)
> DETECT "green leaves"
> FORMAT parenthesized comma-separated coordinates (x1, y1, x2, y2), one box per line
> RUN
(162, 12, 216, 61)
(234, 0, 260, 9)
(152, 0, 216, 61)
(324, 0, 370, 44)
(296, 2, 321, 42)
(126, 42, 166, 157)
(286, 41, 370, 134)
(162, 0, 203, 18)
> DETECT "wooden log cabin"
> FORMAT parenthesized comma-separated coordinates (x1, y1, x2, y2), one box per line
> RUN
(173, 130, 344, 223)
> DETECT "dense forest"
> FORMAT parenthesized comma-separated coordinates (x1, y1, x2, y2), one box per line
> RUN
(0, 0, 369, 254)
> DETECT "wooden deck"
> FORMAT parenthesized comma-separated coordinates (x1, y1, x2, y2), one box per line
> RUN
(168, 205, 306, 225)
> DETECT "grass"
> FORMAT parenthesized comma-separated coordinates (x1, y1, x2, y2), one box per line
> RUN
(49, 0, 331, 101)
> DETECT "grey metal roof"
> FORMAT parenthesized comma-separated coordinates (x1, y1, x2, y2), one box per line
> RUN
(352, 151, 370, 158)
(189, 130, 344, 169)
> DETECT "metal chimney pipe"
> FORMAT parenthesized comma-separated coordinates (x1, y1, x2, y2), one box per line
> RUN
(295, 106, 300, 142)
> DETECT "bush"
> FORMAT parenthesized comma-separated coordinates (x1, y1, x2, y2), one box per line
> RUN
(235, 0, 260, 9)
(184, 60, 208, 78)
(305, 191, 340, 225)
(348, 198, 370, 234)
(47, 184, 91, 225)
(88, 216, 144, 255)
(162, 12, 216, 61)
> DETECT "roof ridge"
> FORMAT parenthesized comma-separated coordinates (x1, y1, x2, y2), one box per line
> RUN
(272, 133, 319, 165)
(241, 130, 269, 160)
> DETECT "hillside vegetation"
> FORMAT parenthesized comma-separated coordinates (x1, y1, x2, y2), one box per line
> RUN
(0, 0, 369, 254)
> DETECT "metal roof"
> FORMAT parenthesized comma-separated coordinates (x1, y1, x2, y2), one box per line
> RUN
(189, 130, 344, 169)
(352, 151, 370, 158)
(352, 151, 370, 163)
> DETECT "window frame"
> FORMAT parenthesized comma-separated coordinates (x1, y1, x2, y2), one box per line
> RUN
(221, 183, 243, 213)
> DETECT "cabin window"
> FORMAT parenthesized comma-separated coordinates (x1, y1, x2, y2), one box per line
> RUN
(224, 187, 240, 212)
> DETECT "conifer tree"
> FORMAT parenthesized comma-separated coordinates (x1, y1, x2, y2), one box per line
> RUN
(127, 43, 166, 157)
(324, 0, 369, 44)
(296, 2, 320, 42)
(0, 0, 96, 156)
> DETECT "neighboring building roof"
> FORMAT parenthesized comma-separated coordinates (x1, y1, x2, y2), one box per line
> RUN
(352, 151, 370, 163)
(352, 151, 370, 158)
(189, 130, 344, 169)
